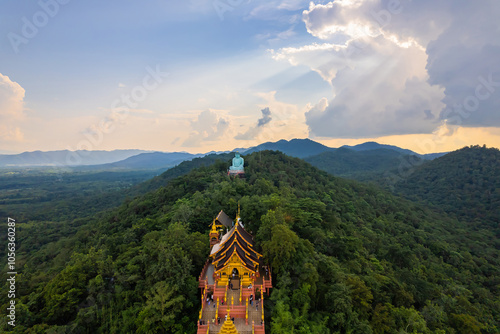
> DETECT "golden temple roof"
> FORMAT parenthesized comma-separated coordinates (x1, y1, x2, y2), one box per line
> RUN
(211, 221, 262, 272)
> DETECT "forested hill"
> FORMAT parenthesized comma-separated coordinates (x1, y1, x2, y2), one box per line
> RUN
(244, 138, 334, 158)
(305, 147, 424, 180)
(393, 145, 500, 228)
(129, 152, 234, 195)
(1, 151, 499, 333)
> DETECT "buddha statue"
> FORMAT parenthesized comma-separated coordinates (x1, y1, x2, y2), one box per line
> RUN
(229, 152, 244, 171)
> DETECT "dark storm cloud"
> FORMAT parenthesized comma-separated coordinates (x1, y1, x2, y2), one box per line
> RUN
(257, 107, 272, 127)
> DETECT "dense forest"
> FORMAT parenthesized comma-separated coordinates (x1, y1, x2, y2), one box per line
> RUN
(0, 150, 499, 333)
(0, 168, 159, 223)
(305, 148, 425, 181)
(392, 146, 500, 230)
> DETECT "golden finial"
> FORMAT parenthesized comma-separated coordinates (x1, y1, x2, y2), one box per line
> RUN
(235, 203, 241, 226)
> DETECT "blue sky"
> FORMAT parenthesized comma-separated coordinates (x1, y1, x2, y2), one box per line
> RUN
(1, 0, 500, 154)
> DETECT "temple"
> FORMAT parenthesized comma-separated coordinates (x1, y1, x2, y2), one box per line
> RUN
(228, 152, 245, 177)
(197, 209, 272, 334)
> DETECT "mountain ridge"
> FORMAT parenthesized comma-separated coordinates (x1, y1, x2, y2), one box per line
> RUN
(79, 152, 203, 170)
(0, 139, 451, 168)
(0, 149, 149, 167)
(243, 138, 334, 158)
(305, 147, 425, 180)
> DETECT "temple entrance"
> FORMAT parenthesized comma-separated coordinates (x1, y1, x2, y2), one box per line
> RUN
(231, 268, 239, 279)
(229, 268, 240, 290)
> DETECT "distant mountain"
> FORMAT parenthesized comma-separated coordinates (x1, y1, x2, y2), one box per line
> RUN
(0, 149, 148, 167)
(393, 145, 500, 227)
(244, 138, 334, 158)
(0, 139, 446, 168)
(231, 147, 249, 153)
(92, 152, 202, 170)
(0, 149, 19, 155)
(306, 147, 425, 180)
(342, 141, 418, 156)
(244, 138, 446, 161)
(342, 141, 448, 160)
(421, 152, 449, 160)
(243, 139, 443, 180)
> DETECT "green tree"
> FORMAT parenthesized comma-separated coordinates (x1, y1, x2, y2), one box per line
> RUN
(262, 223, 299, 271)
(136, 282, 189, 334)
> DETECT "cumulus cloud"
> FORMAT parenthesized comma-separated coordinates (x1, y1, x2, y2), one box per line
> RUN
(235, 107, 272, 140)
(425, 1, 500, 128)
(271, 0, 500, 138)
(0, 73, 25, 143)
(182, 110, 230, 147)
(301, 0, 452, 46)
(0, 73, 25, 119)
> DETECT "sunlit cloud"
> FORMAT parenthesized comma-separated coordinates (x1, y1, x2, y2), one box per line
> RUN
(271, 0, 500, 141)
(274, 27, 445, 137)
(0, 73, 25, 143)
(183, 110, 231, 147)
(0, 73, 25, 120)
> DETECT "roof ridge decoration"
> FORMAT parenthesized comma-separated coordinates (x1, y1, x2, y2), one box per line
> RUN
(211, 224, 262, 263)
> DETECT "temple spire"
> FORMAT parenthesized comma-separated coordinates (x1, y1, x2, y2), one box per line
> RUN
(218, 319, 239, 334)
(210, 218, 220, 247)
(235, 203, 241, 225)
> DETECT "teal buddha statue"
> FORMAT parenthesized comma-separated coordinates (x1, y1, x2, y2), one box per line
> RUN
(229, 152, 244, 171)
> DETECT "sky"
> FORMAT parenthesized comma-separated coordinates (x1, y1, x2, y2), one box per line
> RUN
(1, 0, 500, 154)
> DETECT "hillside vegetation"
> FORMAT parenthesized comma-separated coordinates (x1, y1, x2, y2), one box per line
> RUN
(0, 151, 498, 333)
(305, 148, 425, 180)
(393, 146, 500, 229)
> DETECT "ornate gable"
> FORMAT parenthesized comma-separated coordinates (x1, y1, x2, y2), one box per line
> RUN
(211, 221, 262, 273)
